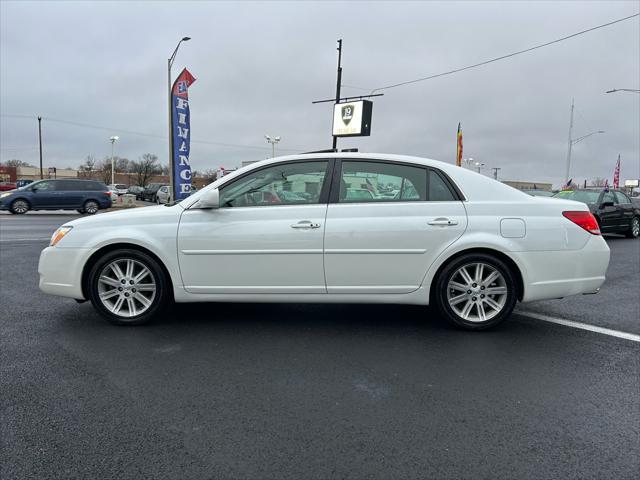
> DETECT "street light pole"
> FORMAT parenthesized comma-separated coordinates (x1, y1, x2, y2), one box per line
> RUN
(168, 36, 191, 199)
(492, 167, 501, 180)
(564, 98, 575, 184)
(37, 116, 43, 179)
(265, 135, 281, 158)
(109, 136, 119, 185)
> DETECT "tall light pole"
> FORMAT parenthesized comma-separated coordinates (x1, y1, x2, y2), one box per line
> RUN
(474, 161, 485, 174)
(109, 136, 119, 185)
(168, 36, 191, 199)
(564, 98, 605, 183)
(492, 167, 501, 180)
(37, 116, 43, 179)
(462, 157, 474, 169)
(265, 135, 281, 158)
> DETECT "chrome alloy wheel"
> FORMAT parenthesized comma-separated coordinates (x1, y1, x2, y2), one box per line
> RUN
(97, 258, 156, 318)
(84, 201, 99, 214)
(632, 218, 639, 237)
(11, 199, 29, 214)
(446, 262, 508, 322)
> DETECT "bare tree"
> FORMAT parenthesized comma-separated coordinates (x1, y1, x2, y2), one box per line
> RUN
(130, 153, 158, 187)
(1, 159, 34, 168)
(590, 177, 607, 187)
(78, 155, 96, 177)
(201, 168, 217, 184)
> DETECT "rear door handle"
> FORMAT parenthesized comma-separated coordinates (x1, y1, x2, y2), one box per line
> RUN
(428, 218, 458, 226)
(290, 221, 321, 229)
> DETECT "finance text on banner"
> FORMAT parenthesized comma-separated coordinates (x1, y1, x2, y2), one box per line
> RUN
(171, 68, 196, 200)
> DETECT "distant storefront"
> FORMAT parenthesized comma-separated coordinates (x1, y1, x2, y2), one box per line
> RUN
(503, 180, 553, 191)
(0, 165, 17, 182)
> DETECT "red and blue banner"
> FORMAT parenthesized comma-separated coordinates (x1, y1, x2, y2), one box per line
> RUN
(171, 68, 196, 200)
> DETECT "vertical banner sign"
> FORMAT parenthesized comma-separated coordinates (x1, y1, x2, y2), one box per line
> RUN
(613, 154, 621, 189)
(456, 122, 463, 167)
(171, 68, 196, 200)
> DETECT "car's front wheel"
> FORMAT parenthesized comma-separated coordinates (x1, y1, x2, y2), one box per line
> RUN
(87, 249, 169, 325)
(83, 200, 99, 215)
(625, 216, 639, 239)
(10, 199, 30, 214)
(434, 253, 517, 330)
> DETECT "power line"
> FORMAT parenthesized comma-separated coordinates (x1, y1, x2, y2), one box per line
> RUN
(363, 12, 639, 94)
(0, 114, 303, 153)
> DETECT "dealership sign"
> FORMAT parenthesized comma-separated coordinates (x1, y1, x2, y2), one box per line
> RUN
(171, 68, 196, 200)
(332, 100, 373, 137)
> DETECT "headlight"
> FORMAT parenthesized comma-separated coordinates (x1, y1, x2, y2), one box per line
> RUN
(0, 192, 11, 199)
(50, 226, 73, 246)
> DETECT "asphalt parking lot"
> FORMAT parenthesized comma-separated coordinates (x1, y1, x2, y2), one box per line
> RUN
(1, 212, 639, 480)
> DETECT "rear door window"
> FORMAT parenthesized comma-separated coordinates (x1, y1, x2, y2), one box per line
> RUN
(338, 161, 427, 203)
(428, 170, 457, 201)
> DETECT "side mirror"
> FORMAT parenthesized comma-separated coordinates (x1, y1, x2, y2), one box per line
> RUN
(600, 201, 614, 209)
(198, 188, 220, 209)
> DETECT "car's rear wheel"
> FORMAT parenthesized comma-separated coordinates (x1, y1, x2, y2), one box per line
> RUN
(83, 200, 99, 215)
(87, 249, 169, 325)
(434, 253, 517, 330)
(10, 199, 30, 214)
(625, 216, 639, 239)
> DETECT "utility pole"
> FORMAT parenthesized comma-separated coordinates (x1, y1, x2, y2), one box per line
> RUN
(37, 116, 43, 179)
(492, 167, 501, 180)
(332, 39, 343, 151)
(564, 98, 574, 184)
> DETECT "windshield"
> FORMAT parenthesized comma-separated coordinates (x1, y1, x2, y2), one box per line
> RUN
(553, 190, 600, 204)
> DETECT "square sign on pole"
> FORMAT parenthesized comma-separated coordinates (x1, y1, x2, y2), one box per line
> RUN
(332, 100, 373, 137)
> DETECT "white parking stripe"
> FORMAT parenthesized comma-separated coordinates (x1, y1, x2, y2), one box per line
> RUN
(0, 237, 50, 243)
(516, 310, 640, 342)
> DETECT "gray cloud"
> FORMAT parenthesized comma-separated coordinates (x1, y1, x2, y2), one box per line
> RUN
(1, 0, 638, 187)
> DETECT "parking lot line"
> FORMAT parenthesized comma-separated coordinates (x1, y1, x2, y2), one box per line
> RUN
(516, 310, 640, 342)
(0, 237, 50, 243)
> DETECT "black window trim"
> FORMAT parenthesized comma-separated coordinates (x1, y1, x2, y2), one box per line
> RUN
(327, 157, 465, 204)
(216, 158, 335, 208)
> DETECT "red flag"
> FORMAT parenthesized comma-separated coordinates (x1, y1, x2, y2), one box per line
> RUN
(613, 154, 621, 189)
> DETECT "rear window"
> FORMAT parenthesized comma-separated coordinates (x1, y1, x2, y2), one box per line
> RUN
(114, 184, 127, 189)
(553, 190, 600, 203)
(428, 170, 457, 201)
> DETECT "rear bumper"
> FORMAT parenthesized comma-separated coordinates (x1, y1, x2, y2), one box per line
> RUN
(515, 235, 610, 303)
(38, 246, 94, 300)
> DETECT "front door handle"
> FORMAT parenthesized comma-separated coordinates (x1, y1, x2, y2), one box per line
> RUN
(290, 221, 321, 229)
(428, 218, 458, 226)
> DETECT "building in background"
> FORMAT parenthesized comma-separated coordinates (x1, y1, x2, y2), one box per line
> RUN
(502, 180, 553, 191)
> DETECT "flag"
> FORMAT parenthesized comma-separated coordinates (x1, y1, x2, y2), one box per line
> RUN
(562, 178, 573, 190)
(456, 122, 463, 167)
(171, 68, 196, 200)
(603, 179, 609, 192)
(613, 154, 621, 189)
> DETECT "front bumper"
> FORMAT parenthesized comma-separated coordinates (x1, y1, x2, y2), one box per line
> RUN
(38, 246, 94, 300)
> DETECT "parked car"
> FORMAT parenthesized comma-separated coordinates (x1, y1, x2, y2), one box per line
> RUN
(0, 179, 112, 214)
(155, 185, 171, 204)
(38, 153, 610, 329)
(108, 184, 129, 195)
(107, 188, 119, 201)
(127, 185, 145, 200)
(141, 183, 164, 202)
(553, 189, 639, 238)
(0, 181, 17, 191)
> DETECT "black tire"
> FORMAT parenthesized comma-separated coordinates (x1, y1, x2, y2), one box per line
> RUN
(10, 198, 30, 214)
(155, 196, 161, 204)
(625, 216, 639, 239)
(83, 200, 99, 215)
(434, 253, 518, 331)
(86, 249, 169, 326)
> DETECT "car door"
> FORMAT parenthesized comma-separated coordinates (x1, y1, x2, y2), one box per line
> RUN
(323, 159, 467, 294)
(597, 190, 620, 232)
(55, 180, 84, 208)
(29, 180, 60, 208)
(177, 159, 332, 294)
(614, 191, 635, 229)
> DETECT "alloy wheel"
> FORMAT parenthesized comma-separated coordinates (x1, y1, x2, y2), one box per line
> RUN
(11, 199, 29, 214)
(84, 201, 99, 214)
(97, 258, 157, 318)
(633, 218, 639, 237)
(446, 262, 508, 322)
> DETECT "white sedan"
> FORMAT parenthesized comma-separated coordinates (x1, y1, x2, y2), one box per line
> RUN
(38, 153, 610, 329)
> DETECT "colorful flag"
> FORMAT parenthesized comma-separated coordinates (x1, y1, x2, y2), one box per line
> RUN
(456, 122, 463, 167)
(613, 154, 621, 189)
(562, 178, 573, 190)
(171, 68, 196, 200)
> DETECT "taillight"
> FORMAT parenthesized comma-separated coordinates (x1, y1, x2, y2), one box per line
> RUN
(562, 211, 601, 235)
(103, 192, 111, 196)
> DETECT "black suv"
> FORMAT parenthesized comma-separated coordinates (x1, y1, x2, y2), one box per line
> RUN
(0, 179, 112, 214)
(554, 189, 639, 238)
(141, 183, 164, 203)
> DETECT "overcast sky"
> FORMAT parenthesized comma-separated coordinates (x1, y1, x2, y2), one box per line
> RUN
(1, 0, 638, 187)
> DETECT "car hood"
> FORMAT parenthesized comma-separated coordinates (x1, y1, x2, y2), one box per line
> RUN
(64, 204, 184, 229)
